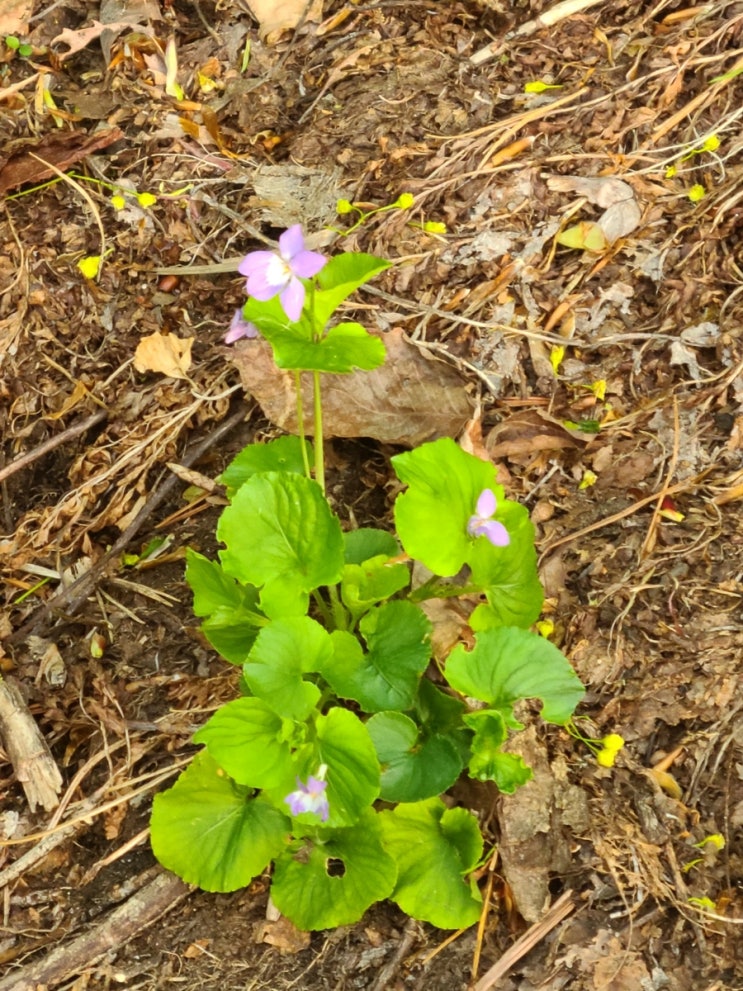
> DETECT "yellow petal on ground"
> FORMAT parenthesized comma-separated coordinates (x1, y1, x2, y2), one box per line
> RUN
(77, 255, 102, 279)
(133, 332, 193, 380)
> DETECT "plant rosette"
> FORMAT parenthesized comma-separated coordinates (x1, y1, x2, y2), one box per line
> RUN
(149, 229, 585, 931)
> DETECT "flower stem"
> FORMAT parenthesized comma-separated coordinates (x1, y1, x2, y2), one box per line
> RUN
(294, 371, 312, 479)
(313, 370, 324, 492)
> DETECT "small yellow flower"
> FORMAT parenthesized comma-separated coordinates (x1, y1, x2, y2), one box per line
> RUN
(396, 192, 415, 209)
(688, 184, 706, 202)
(77, 255, 102, 279)
(536, 619, 554, 639)
(596, 748, 618, 767)
(694, 834, 725, 851)
(601, 733, 625, 752)
(665, 164, 677, 179)
(579, 470, 597, 490)
(701, 134, 720, 153)
(549, 345, 565, 374)
(336, 198, 354, 215)
(423, 220, 447, 234)
(110, 194, 126, 210)
(137, 191, 157, 208)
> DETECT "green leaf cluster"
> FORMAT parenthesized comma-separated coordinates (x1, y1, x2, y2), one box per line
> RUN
(150, 247, 585, 934)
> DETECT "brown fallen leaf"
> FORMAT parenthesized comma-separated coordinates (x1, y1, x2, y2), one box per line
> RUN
(230, 328, 472, 446)
(486, 409, 591, 460)
(255, 916, 311, 953)
(245, 0, 323, 42)
(0, 0, 33, 34)
(134, 332, 193, 380)
(0, 128, 124, 196)
(51, 0, 161, 64)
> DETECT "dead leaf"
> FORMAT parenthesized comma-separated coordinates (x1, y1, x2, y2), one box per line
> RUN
(255, 916, 311, 953)
(230, 328, 472, 445)
(547, 174, 635, 209)
(0, 0, 33, 34)
(0, 0, 34, 35)
(51, 0, 161, 64)
(0, 128, 124, 195)
(486, 409, 590, 460)
(245, 0, 323, 42)
(134, 332, 193, 379)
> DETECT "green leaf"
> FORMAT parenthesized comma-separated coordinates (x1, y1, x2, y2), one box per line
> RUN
(200, 608, 262, 665)
(340, 556, 410, 621)
(466, 502, 544, 629)
(462, 709, 532, 792)
(193, 698, 295, 788)
(323, 601, 431, 712)
(150, 751, 289, 892)
(219, 436, 312, 495)
(367, 711, 463, 802)
(415, 679, 471, 763)
(259, 321, 385, 374)
(379, 798, 483, 928)
(446, 627, 585, 725)
(313, 252, 391, 327)
(392, 438, 500, 576)
(243, 617, 332, 720)
(343, 527, 399, 565)
(186, 550, 265, 663)
(271, 809, 396, 930)
(265, 707, 380, 828)
(217, 472, 344, 602)
(186, 549, 250, 616)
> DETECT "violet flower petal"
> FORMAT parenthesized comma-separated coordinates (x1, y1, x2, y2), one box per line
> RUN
(284, 775, 329, 821)
(476, 519, 510, 547)
(225, 309, 259, 344)
(291, 249, 327, 279)
(238, 250, 274, 278)
(280, 278, 305, 322)
(476, 488, 497, 518)
(279, 224, 305, 259)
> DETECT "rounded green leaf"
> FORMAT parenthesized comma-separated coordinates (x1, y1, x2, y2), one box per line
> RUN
(379, 798, 483, 928)
(271, 809, 396, 930)
(266, 322, 386, 373)
(219, 436, 312, 496)
(193, 698, 294, 788)
(243, 617, 332, 720)
(466, 502, 544, 629)
(343, 527, 399, 565)
(392, 438, 500, 576)
(323, 601, 430, 712)
(150, 751, 289, 892)
(367, 711, 463, 802)
(217, 472, 344, 597)
(315, 708, 380, 825)
(446, 627, 585, 725)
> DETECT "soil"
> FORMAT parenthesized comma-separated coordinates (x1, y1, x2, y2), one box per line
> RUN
(1, 1, 742, 989)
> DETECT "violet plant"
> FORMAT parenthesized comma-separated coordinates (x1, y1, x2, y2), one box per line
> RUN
(149, 226, 585, 931)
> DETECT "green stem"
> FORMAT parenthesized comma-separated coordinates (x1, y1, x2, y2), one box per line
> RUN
(327, 584, 349, 632)
(313, 370, 324, 492)
(311, 590, 333, 627)
(294, 370, 312, 479)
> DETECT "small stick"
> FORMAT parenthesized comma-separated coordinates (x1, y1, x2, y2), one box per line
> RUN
(472, 890, 576, 991)
(471, 0, 605, 64)
(0, 870, 191, 991)
(0, 410, 108, 485)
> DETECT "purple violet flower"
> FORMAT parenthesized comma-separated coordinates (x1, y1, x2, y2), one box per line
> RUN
(467, 488, 510, 547)
(225, 309, 260, 344)
(238, 225, 327, 322)
(284, 768, 329, 822)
